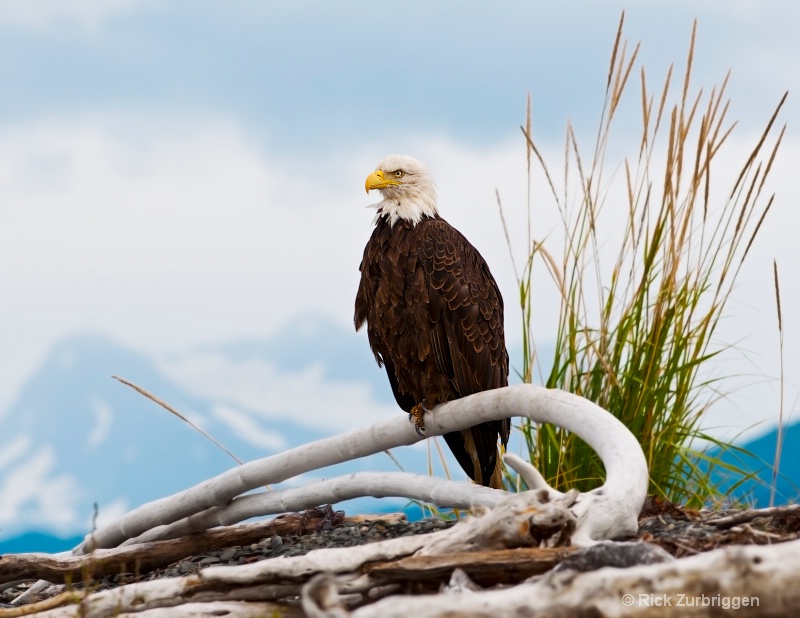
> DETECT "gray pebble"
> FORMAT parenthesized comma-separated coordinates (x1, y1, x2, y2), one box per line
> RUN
(198, 556, 221, 565)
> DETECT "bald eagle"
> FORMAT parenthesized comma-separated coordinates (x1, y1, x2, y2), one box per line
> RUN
(355, 154, 510, 489)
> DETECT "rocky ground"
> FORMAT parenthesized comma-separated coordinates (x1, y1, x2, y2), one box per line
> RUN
(1, 501, 799, 609)
(637, 498, 800, 557)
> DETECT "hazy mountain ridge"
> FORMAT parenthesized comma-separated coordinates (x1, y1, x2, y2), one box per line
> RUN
(712, 419, 800, 507)
(0, 318, 434, 550)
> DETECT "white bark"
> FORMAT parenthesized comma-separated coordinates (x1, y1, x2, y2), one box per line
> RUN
(30, 577, 194, 618)
(309, 537, 800, 618)
(116, 602, 298, 618)
(20, 494, 577, 617)
(125, 472, 503, 545)
(198, 491, 573, 587)
(200, 532, 432, 585)
(417, 489, 578, 555)
(26, 536, 429, 617)
(503, 452, 562, 495)
(80, 384, 647, 552)
(21, 494, 570, 614)
(26, 531, 800, 617)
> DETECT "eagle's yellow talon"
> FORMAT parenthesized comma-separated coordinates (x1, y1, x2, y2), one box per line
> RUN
(410, 403, 427, 435)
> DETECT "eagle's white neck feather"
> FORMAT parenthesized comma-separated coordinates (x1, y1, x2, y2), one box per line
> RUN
(369, 154, 438, 226)
(372, 192, 438, 226)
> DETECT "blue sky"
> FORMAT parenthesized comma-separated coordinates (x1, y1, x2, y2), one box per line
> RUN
(0, 0, 798, 444)
(1, 3, 625, 144)
(1, 2, 793, 146)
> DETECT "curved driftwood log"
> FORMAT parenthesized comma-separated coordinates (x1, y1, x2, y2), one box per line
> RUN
(124, 472, 503, 545)
(78, 384, 647, 553)
(77, 385, 647, 553)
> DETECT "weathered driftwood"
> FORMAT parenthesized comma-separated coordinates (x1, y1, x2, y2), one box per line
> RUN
(420, 489, 578, 556)
(304, 536, 800, 618)
(0, 590, 86, 618)
(0, 512, 382, 586)
(10, 384, 650, 610)
(706, 503, 800, 528)
(200, 488, 578, 587)
(79, 385, 648, 553)
(14, 576, 201, 618)
(16, 535, 434, 616)
(127, 461, 574, 547)
(124, 472, 503, 545)
(17, 534, 800, 617)
(116, 602, 304, 618)
(7, 492, 577, 616)
(367, 546, 575, 588)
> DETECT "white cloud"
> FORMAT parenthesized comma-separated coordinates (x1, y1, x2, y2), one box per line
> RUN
(213, 404, 287, 452)
(0, 435, 30, 472)
(159, 353, 399, 432)
(87, 396, 113, 449)
(0, 1, 146, 29)
(0, 446, 81, 534)
(0, 109, 795, 445)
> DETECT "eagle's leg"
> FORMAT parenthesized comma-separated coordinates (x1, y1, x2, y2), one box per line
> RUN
(409, 401, 429, 436)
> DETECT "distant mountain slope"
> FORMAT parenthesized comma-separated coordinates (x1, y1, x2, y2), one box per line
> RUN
(711, 418, 800, 506)
(0, 532, 84, 555)
(0, 317, 450, 547)
(0, 333, 296, 540)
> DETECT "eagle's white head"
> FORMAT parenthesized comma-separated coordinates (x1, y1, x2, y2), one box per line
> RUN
(365, 154, 438, 226)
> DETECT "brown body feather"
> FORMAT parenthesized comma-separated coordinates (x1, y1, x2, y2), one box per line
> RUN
(355, 214, 510, 488)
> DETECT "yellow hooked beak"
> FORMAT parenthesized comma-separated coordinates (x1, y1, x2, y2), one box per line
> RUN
(365, 169, 401, 193)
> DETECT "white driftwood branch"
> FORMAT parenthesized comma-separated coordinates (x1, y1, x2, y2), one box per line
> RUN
(117, 602, 297, 618)
(125, 472, 503, 545)
(418, 489, 578, 554)
(80, 384, 647, 552)
(26, 529, 800, 617)
(0, 514, 394, 586)
(307, 537, 800, 618)
(31, 600, 292, 618)
(200, 489, 576, 587)
(127, 454, 568, 551)
(504, 452, 562, 495)
(26, 495, 575, 617)
(28, 536, 433, 617)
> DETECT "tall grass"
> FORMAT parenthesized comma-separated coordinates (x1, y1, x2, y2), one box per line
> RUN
(500, 14, 786, 507)
(770, 260, 785, 507)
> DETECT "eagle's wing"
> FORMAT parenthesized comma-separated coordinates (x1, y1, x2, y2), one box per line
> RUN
(419, 218, 510, 486)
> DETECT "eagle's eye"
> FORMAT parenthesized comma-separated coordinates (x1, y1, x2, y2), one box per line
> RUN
(394, 170, 404, 178)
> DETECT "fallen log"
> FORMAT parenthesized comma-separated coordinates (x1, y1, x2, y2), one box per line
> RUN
(706, 503, 800, 528)
(8, 526, 800, 617)
(367, 546, 575, 588)
(0, 512, 394, 586)
(115, 601, 304, 618)
(313, 536, 800, 618)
